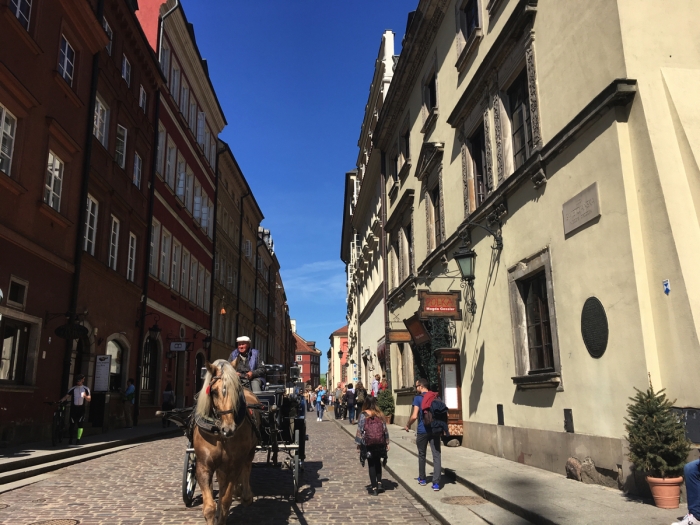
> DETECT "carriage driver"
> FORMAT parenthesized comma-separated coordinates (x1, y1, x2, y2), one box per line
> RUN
(228, 336, 265, 392)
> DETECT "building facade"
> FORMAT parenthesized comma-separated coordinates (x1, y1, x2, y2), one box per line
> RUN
(342, 0, 700, 491)
(293, 326, 321, 389)
(327, 325, 348, 390)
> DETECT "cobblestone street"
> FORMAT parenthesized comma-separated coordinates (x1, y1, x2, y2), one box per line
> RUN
(0, 416, 441, 525)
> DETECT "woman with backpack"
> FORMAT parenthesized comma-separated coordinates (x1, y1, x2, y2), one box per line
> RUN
(354, 381, 367, 424)
(355, 396, 389, 496)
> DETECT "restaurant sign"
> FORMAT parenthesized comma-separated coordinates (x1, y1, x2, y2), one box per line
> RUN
(404, 314, 431, 345)
(418, 291, 462, 320)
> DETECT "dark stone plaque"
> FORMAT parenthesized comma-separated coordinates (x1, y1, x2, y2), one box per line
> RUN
(581, 297, 608, 358)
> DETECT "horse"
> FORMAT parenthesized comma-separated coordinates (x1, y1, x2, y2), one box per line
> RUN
(194, 359, 261, 525)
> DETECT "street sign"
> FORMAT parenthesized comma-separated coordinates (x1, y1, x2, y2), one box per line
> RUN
(170, 341, 188, 352)
(94, 355, 111, 392)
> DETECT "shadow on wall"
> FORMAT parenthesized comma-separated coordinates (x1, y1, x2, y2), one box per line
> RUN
(469, 341, 485, 416)
(512, 387, 556, 408)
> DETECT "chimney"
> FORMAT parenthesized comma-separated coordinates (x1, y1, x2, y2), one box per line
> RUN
(290, 319, 296, 333)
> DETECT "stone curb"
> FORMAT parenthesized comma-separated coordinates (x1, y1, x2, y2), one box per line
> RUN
(0, 427, 181, 487)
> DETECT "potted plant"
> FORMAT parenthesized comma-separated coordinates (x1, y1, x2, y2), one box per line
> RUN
(377, 389, 395, 425)
(624, 385, 691, 508)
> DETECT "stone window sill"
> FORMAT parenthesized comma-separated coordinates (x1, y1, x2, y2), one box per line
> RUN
(456, 28, 483, 72)
(1, 6, 42, 55)
(398, 160, 412, 180)
(421, 108, 438, 134)
(0, 173, 27, 195)
(511, 371, 561, 390)
(38, 201, 73, 228)
(52, 71, 83, 108)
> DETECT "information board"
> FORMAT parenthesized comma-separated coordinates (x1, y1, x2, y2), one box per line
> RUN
(94, 354, 111, 392)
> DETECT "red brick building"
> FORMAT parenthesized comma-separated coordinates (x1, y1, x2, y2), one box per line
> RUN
(293, 326, 321, 388)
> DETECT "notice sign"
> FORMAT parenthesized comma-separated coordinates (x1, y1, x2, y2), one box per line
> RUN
(170, 341, 188, 352)
(94, 355, 111, 392)
(418, 291, 462, 321)
(443, 364, 458, 409)
(563, 182, 600, 235)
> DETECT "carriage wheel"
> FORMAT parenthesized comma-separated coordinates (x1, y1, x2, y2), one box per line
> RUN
(293, 429, 301, 500)
(182, 446, 197, 507)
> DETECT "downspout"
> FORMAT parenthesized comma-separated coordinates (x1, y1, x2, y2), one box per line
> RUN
(252, 235, 261, 351)
(380, 150, 391, 391)
(235, 192, 250, 339)
(208, 140, 221, 361)
(63, 0, 105, 398)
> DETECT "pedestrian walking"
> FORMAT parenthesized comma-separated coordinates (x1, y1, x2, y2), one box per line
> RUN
(380, 375, 388, 392)
(122, 378, 135, 428)
(61, 374, 91, 445)
(161, 382, 175, 428)
(371, 374, 381, 397)
(309, 390, 317, 412)
(341, 385, 348, 420)
(354, 381, 367, 422)
(404, 377, 441, 491)
(674, 460, 700, 524)
(344, 383, 356, 424)
(334, 383, 343, 419)
(316, 385, 327, 421)
(355, 396, 389, 496)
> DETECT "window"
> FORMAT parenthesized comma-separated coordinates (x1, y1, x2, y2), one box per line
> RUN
(149, 220, 160, 276)
(108, 215, 120, 271)
(10, 0, 32, 30)
(171, 65, 180, 105)
(0, 315, 31, 383)
(403, 223, 413, 280)
(189, 101, 197, 132)
(94, 95, 109, 147)
(423, 71, 437, 116)
(7, 276, 28, 310)
(204, 129, 211, 159)
(44, 151, 64, 212)
(103, 17, 113, 54)
(115, 125, 127, 169)
(180, 81, 189, 116)
(296, 355, 302, 362)
(201, 194, 209, 229)
(127, 232, 137, 282)
(399, 123, 411, 171)
(197, 112, 205, 146)
(84, 195, 99, 255)
(133, 153, 142, 188)
(193, 181, 202, 220)
(204, 271, 211, 313)
(185, 170, 194, 212)
(160, 229, 171, 284)
(428, 185, 442, 250)
(156, 124, 165, 177)
(58, 36, 76, 86)
(105, 340, 123, 391)
(210, 142, 217, 168)
(139, 85, 147, 112)
(171, 239, 181, 291)
(508, 248, 561, 383)
(189, 256, 198, 301)
(161, 44, 170, 83)
(180, 249, 190, 298)
(121, 55, 131, 86)
(244, 239, 252, 259)
(459, 0, 479, 41)
(165, 140, 176, 189)
(469, 124, 487, 208)
(507, 70, 533, 171)
(0, 104, 17, 176)
(197, 264, 205, 308)
(176, 155, 186, 201)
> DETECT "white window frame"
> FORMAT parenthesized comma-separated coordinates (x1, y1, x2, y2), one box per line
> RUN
(197, 264, 205, 308)
(189, 100, 197, 132)
(133, 153, 142, 188)
(180, 248, 190, 298)
(165, 139, 176, 189)
(180, 80, 189, 116)
(161, 44, 170, 84)
(193, 180, 202, 220)
(160, 229, 171, 284)
(0, 103, 18, 176)
(103, 17, 113, 55)
(94, 94, 109, 147)
(185, 171, 194, 212)
(11, 0, 32, 30)
(115, 125, 127, 169)
(139, 85, 147, 112)
(44, 151, 64, 212)
(127, 232, 137, 282)
(176, 154, 186, 201)
(149, 219, 160, 276)
(171, 239, 181, 291)
(156, 124, 165, 177)
(108, 215, 120, 271)
(58, 35, 75, 87)
(189, 256, 198, 301)
(197, 112, 205, 146)
(84, 194, 99, 255)
(121, 55, 131, 86)
(171, 64, 180, 105)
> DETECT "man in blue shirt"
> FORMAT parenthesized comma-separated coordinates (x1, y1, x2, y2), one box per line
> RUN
(228, 336, 265, 392)
(404, 377, 441, 491)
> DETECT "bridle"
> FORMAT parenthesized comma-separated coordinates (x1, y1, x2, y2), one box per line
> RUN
(209, 373, 236, 417)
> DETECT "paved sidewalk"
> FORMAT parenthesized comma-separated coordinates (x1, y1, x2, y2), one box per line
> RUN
(0, 421, 180, 490)
(334, 417, 687, 525)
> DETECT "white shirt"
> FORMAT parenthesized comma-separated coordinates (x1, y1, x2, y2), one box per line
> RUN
(68, 385, 90, 406)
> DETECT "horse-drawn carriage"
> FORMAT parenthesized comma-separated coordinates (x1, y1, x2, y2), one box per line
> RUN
(161, 361, 306, 524)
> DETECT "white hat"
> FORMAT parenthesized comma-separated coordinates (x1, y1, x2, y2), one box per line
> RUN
(236, 336, 251, 343)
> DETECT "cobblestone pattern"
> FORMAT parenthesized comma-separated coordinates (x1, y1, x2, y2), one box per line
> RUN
(0, 414, 440, 525)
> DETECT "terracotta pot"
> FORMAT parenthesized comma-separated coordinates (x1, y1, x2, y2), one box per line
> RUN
(384, 415, 393, 425)
(646, 476, 683, 509)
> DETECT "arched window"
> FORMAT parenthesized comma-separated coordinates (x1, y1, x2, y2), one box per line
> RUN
(105, 340, 123, 391)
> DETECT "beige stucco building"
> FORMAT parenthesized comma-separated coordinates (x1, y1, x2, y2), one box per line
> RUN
(342, 0, 700, 490)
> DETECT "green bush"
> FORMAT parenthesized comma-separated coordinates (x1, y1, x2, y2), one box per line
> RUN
(377, 388, 395, 417)
(624, 386, 690, 478)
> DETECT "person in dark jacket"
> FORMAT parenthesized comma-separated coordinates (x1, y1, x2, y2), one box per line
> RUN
(228, 336, 265, 392)
(355, 396, 389, 496)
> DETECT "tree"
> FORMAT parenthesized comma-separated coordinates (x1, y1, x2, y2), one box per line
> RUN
(624, 386, 690, 478)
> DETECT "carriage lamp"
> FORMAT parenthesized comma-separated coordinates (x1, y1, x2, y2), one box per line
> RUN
(350, 359, 355, 365)
(454, 246, 477, 283)
(147, 314, 161, 339)
(338, 349, 343, 359)
(202, 335, 212, 350)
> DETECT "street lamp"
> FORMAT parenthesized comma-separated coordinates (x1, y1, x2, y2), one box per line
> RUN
(147, 314, 161, 340)
(454, 247, 476, 282)
(202, 335, 212, 351)
(338, 349, 343, 359)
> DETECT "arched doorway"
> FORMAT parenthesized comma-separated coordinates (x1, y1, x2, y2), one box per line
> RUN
(141, 336, 160, 406)
(105, 340, 123, 391)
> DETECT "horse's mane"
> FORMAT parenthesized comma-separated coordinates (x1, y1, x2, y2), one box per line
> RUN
(195, 359, 242, 419)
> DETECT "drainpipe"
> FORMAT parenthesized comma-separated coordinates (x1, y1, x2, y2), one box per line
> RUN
(380, 150, 391, 391)
(252, 233, 262, 353)
(208, 140, 221, 361)
(63, 0, 105, 398)
(235, 192, 250, 340)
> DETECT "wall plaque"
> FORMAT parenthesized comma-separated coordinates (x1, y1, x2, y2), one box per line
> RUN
(581, 297, 608, 358)
(418, 291, 462, 320)
(563, 182, 600, 235)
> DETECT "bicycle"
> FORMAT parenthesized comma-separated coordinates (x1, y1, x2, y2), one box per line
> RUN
(45, 401, 69, 446)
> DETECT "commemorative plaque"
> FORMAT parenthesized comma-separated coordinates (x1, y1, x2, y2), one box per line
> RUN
(581, 296, 608, 358)
(563, 182, 600, 235)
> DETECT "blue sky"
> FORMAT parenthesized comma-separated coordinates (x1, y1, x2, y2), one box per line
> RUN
(182, 1, 415, 373)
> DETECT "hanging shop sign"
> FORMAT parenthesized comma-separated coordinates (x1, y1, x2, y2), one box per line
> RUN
(403, 314, 431, 345)
(54, 323, 89, 340)
(169, 341, 189, 352)
(418, 291, 462, 321)
(377, 340, 386, 363)
(94, 355, 111, 392)
(387, 330, 412, 343)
